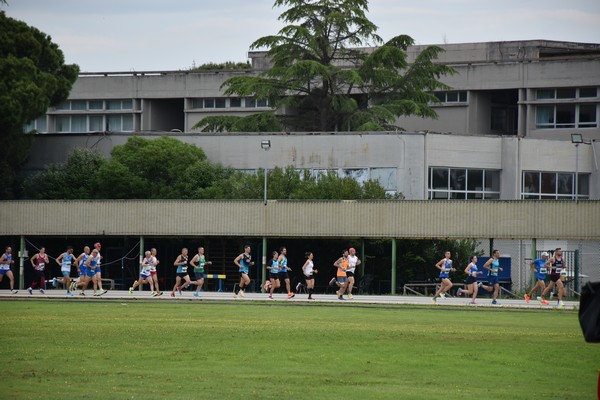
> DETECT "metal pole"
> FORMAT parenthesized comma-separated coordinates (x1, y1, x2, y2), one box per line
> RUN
(19, 235, 26, 290)
(139, 236, 144, 291)
(263, 167, 267, 206)
(391, 238, 397, 295)
(531, 238, 537, 290)
(575, 143, 579, 203)
(262, 236, 267, 289)
(360, 238, 365, 277)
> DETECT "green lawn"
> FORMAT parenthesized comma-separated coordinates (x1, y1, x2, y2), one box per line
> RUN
(1, 300, 597, 400)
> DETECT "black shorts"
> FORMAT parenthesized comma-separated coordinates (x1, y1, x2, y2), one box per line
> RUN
(239, 271, 249, 278)
(549, 274, 560, 283)
(269, 272, 279, 280)
(278, 271, 289, 280)
(346, 271, 355, 278)
(194, 272, 205, 280)
(465, 276, 476, 285)
(177, 272, 189, 279)
(304, 275, 314, 281)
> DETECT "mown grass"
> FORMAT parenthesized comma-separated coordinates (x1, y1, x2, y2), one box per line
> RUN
(1, 300, 597, 400)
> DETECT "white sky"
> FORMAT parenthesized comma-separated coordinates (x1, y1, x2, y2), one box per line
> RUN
(4, 0, 600, 72)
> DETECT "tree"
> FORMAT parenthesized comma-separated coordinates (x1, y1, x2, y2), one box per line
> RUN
(0, 11, 79, 198)
(215, 0, 454, 132)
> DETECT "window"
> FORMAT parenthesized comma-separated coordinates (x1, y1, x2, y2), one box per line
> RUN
(370, 168, 397, 192)
(89, 115, 103, 131)
(71, 100, 86, 110)
(106, 100, 133, 110)
(580, 87, 597, 98)
(56, 116, 70, 132)
(536, 87, 598, 100)
(428, 167, 500, 200)
(204, 99, 215, 108)
(88, 100, 104, 110)
(191, 99, 204, 109)
(215, 98, 226, 108)
(433, 91, 467, 104)
(536, 104, 597, 129)
(23, 116, 47, 133)
(71, 115, 86, 131)
(522, 171, 589, 200)
(107, 115, 133, 131)
(230, 98, 241, 107)
(579, 105, 597, 127)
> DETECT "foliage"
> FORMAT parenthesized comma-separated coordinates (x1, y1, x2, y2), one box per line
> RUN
(0, 11, 79, 198)
(191, 60, 251, 70)
(2, 302, 595, 399)
(219, 0, 454, 132)
(194, 112, 283, 132)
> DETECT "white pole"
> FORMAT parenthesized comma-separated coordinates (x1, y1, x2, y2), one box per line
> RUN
(575, 143, 579, 203)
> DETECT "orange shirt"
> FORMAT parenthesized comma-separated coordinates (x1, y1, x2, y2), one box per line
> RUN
(337, 258, 348, 277)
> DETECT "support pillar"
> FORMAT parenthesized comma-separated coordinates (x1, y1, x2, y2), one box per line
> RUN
(19, 235, 26, 290)
(531, 238, 537, 288)
(391, 238, 397, 295)
(262, 236, 267, 288)
(138, 236, 144, 291)
(360, 238, 365, 277)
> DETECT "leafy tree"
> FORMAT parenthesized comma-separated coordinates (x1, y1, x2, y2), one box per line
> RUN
(0, 11, 79, 198)
(194, 113, 282, 132)
(216, 0, 454, 132)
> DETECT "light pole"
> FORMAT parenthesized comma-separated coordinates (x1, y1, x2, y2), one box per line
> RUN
(570, 133, 592, 203)
(261, 140, 271, 205)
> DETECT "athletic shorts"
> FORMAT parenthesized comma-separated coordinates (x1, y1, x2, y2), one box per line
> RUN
(549, 274, 560, 283)
(140, 273, 150, 280)
(61, 269, 71, 276)
(304, 275, 314, 281)
(465, 276, 476, 285)
(337, 276, 347, 284)
(278, 271, 289, 280)
(346, 271, 355, 278)
(177, 272, 189, 279)
(194, 272, 205, 280)
(535, 275, 546, 281)
(269, 272, 279, 280)
(150, 271, 157, 276)
(94, 266, 101, 273)
(85, 268, 96, 278)
(0, 269, 9, 276)
(239, 271, 249, 278)
(487, 276, 499, 286)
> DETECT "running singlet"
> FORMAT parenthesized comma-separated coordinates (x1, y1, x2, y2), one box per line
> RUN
(337, 258, 348, 277)
(88, 257, 98, 270)
(347, 255, 358, 273)
(194, 255, 205, 273)
(150, 256, 157, 272)
(141, 258, 153, 276)
(439, 259, 452, 278)
(61, 253, 74, 271)
(551, 257, 564, 276)
(532, 258, 548, 279)
(488, 259, 500, 277)
(304, 260, 314, 276)
(0, 253, 11, 270)
(79, 253, 89, 268)
(269, 259, 279, 274)
(35, 254, 47, 271)
(279, 257, 288, 272)
(176, 256, 188, 274)
(239, 254, 251, 274)
(468, 263, 478, 276)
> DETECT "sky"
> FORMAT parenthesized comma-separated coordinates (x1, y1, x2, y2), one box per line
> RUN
(3, 0, 600, 72)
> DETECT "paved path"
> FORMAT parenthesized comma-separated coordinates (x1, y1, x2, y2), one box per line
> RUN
(0, 289, 579, 310)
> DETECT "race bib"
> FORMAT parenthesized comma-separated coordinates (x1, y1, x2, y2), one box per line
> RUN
(555, 268, 562, 274)
(38, 263, 45, 269)
(560, 270, 568, 277)
(539, 268, 547, 274)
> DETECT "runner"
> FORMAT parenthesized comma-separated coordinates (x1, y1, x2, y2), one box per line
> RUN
(265, 250, 280, 299)
(129, 250, 155, 295)
(76, 248, 100, 295)
(301, 252, 317, 300)
(72, 246, 91, 295)
(457, 255, 482, 304)
(150, 248, 162, 296)
(92, 242, 108, 296)
(525, 252, 550, 304)
(190, 246, 212, 298)
(479, 249, 503, 305)
(0, 246, 17, 294)
(346, 247, 361, 299)
(277, 247, 294, 299)
(333, 250, 349, 300)
(233, 245, 254, 298)
(540, 248, 567, 307)
(54, 246, 75, 296)
(432, 251, 456, 303)
(27, 247, 49, 295)
(171, 248, 191, 297)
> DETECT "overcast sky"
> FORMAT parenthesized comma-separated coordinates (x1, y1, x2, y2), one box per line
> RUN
(4, 0, 600, 72)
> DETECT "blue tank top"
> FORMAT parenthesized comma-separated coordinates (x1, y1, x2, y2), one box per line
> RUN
(439, 259, 452, 278)
(176, 256, 188, 273)
(269, 259, 279, 274)
(62, 253, 74, 269)
(0, 254, 11, 268)
(488, 259, 500, 276)
(79, 253, 89, 268)
(239, 254, 251, 273)
(279, 257, 288, 272)
(468, 263, 478, 276)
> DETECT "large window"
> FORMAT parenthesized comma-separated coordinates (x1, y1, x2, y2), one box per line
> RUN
(522, 171, 589, 200)
(55, 99, 134, 111)
(54, 115, 133, 132)
(428, 167, 500, 199)
(24, 116, 48, 133)
(433, 91, 468, 104)
(535, 87, 598, 129)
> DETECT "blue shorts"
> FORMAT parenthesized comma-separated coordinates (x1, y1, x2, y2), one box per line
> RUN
(85, 268, 96, 278)
(140, 273, 150, 280)
(194, 272, 205, 280)
(465, 276, 476, 285)
(0, 269, 9, 276)
(535, 274, 546, 281)
(487, 276, 499, 286)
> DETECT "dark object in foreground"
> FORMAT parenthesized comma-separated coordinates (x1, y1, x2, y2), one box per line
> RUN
(579, 281, 600, 342)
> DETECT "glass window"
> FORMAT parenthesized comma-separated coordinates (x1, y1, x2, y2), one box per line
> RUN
(485, 170, 500, 192)
(579, 104, 597, 127)
(579, 87, 597, 98)
(35, 115, 47, 132)
(89, 115, 103, 131)
(577, 174, 589, 196)
(191, 99, 204, 109)
(71, 115, 86, 131)
(204, 98, 215, 108)
(88, 100, 103, 110)
(215, 98, 226, 108)
(449, 169, 465, 191)
(556, 173, 572, 195)
(71, 100, 86, 110)
(122, 100, 133, 110)
(55, 102, 70, 110)
(245, 98, 256, 108)
(431, 168, 448, 190)
(536, 106, 554, 128)
(484, 192, 500, 200)
(446, 92, 458, 102)
(122, 115, 133, 131)
(107, 115, 122, 131)
(522, 171, 588, 200)
(106, 100, 122, 110)
(540, 172, 556, 194)
(523, 172, 539, 194)
(467, 169, 483, 191)
(56, 116, 70, 132)
(491, 108, 507, 131)
(536, 89, 555, 99)
(230, 98, 241, 107)
(434, 92, 445, 102)
(370, 168, 397, 191)
(556, 88, 576, 99)
(257, 98, 269, 107)
(429, 191, 449, 200)
(459, 92, 467, 102)
(555, 104, 575, 128)
(340, 169, 369, 185)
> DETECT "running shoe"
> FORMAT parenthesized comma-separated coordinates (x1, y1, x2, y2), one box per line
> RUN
(170, 292, 175, 297)
(308, 296, 314, 300)
(328, 277, 336, 286)
(70, 282, 77, 292)
(457, 289, 463, 296)
(177, 286, 183, 295)
(558, 301, 565, 308)
(80, 292, 85, 296)
(524, 294, 530, 303)
(538, 297, 549, 305)
(129, 287, 134, 294)
(296, 282, 303, 292)
(67, 291, 73, 297)
(470, 300, 477, 305)
(100, 289, 108, 295)
(156, 291, 163, 296)
(268, 295, 273, 300)
(27, 287, 32, 295)
(491, 300, 497, 305)
(431, 296, 436, 303)
(193, 292, 200, 298)
(11, 289, 18, 294)
(338, 295, 345, 300)
(150, 291, 156, 296)
(477, 281, 482, 288)
(52, 277, 57, 287)
(347, 294, 353, 299)
(439, 293, 445, 299)
(152, 292, 159, 297)
(263, 281, 271, 291)
(239, 290, 245, 297)
(287, 292, 295, 299)
(39, 288, 45, 294)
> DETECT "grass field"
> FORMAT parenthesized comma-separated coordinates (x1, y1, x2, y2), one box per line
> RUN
(1, 299, 598, 400)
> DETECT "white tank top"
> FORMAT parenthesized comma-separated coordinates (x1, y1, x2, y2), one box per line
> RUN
(304, 260, 314, 276)
(347, 255, 358, 273)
